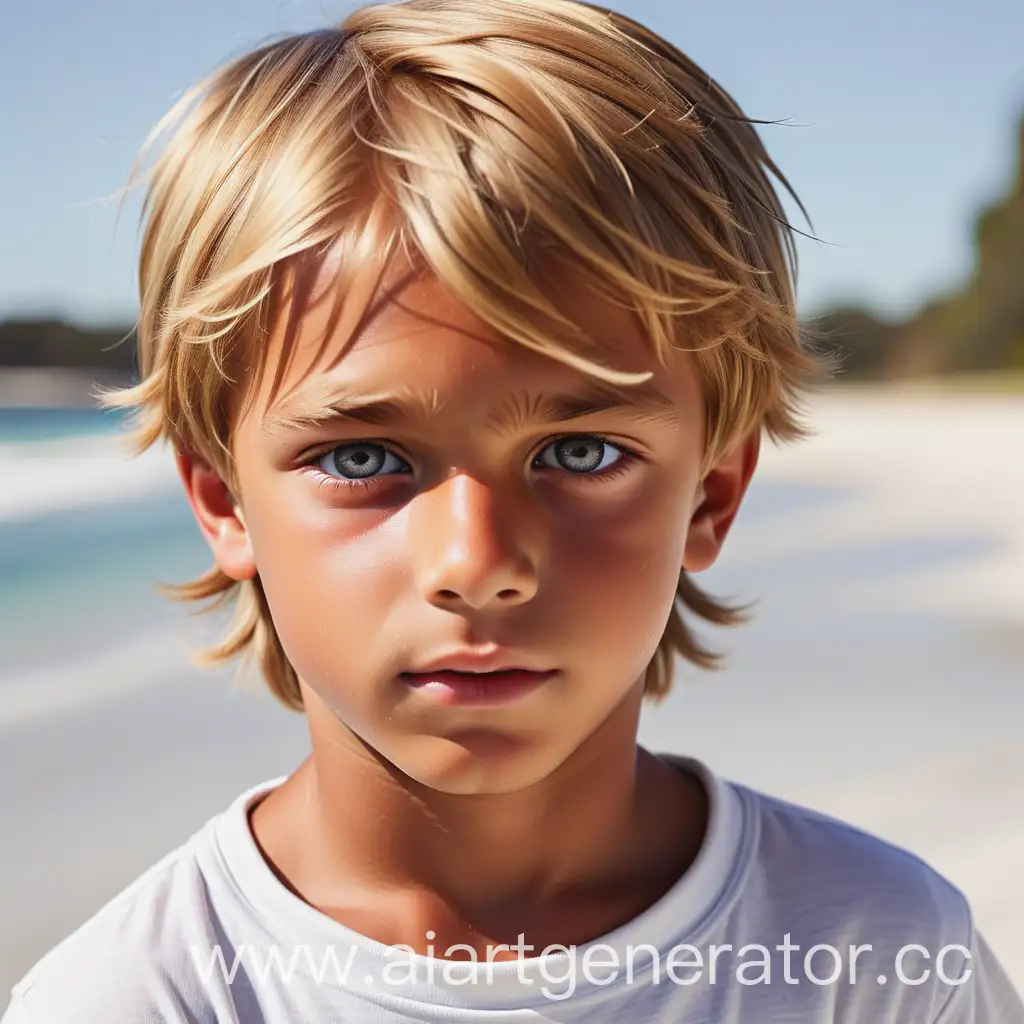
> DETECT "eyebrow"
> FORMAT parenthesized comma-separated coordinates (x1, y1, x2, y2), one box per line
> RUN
(262, 379, 682, 438)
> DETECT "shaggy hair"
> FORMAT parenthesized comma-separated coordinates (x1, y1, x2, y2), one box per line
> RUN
(102, 0, 836, 710)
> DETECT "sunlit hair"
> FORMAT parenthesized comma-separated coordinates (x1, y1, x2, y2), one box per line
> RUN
(102, 0, 836, 711)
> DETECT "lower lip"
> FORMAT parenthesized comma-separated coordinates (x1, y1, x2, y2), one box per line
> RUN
(401, 670, 557, 706)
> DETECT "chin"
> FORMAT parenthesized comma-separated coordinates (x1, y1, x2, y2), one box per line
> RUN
(396, 730, 569, 796)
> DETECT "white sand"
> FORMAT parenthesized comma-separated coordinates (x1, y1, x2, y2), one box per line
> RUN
(750, 388, 1024, 625)
(745, 387, 1024, 988)
(0, 434, 178, 522)
(0, 628, 194, 730)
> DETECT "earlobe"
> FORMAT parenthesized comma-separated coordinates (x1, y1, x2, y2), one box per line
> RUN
(682, 431, 760, 574)
(175, 450, 257, 581)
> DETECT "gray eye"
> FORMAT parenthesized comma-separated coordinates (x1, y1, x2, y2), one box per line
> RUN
(536, 437, 622, 474)
(318, 443, 407, 480)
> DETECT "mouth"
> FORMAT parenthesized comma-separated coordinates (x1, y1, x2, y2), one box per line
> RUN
(400, 668, 558, 707)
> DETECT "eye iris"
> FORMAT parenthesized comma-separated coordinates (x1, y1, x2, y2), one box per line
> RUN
(332, 443, 384, 479)
(556, 437, 604, 473)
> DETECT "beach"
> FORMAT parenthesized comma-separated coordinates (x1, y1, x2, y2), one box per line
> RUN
(0, 385, 1021, 996)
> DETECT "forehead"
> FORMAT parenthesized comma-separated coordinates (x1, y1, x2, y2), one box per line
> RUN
(249, 244, 696, 419)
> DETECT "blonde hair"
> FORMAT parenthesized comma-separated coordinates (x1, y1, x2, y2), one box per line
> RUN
(103, 0, 835, 711)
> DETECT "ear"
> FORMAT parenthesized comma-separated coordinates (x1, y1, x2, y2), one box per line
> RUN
(175, 450, 257, 581)
(683, 430, 760, 573)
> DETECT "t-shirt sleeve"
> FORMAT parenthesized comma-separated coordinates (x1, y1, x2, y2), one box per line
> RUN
(0, 996, 33, 1024)
(934, 929, 1024, 1023)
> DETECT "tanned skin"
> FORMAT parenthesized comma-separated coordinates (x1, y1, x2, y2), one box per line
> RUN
(177, 250, 759, 961)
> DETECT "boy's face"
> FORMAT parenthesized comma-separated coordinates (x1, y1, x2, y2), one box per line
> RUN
(181, 251, 757, 795)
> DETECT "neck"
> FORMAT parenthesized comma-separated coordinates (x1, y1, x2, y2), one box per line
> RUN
(251, 684, 706, 948)
(307, 688, 649, 907)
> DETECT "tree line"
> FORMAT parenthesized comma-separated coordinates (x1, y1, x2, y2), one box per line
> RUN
(2, 109, 1022, 383)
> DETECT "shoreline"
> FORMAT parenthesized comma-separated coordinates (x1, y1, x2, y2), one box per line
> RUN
(0, 368, 135, 408)
(0, 434, 177, 523)
(2, 390, 1022, 627)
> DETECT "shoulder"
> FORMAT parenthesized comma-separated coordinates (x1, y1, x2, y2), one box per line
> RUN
(720, 782, 1024, 1020)
(735, 782, 973, 951)
(4, 820, 226, 1023)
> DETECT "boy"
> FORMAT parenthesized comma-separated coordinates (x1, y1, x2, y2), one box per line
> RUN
(5, 0, 1021, 1019)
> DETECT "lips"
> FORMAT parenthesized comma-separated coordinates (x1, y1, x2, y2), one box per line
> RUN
(400, 668, 557, 707)
(404, 649, 553, 676)
(402, 669, 551, 683)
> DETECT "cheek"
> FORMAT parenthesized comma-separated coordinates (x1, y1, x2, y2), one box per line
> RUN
(241, 487, 405, 685)
(549, 483, 690, 645)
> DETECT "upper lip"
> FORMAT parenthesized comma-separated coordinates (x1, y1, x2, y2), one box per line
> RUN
(403, 649, 553, 675)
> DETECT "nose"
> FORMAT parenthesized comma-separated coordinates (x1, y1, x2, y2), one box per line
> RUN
(411, 473, 540, 611)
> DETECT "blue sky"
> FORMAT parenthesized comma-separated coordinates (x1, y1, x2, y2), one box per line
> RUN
(2, 0, 1021, 326)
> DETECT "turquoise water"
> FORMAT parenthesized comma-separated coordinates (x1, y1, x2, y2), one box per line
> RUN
(0, 407, 132, 444)
(0, 492, 210, 673)
(0, 405, 209, 672)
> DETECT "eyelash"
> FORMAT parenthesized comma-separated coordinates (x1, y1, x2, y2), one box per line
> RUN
(301, 435, 642, 494)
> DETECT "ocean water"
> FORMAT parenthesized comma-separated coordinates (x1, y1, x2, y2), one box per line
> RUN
(0, 493, 210, 673)
(0, 407, 210, 673)
(0, 406, 132, 444)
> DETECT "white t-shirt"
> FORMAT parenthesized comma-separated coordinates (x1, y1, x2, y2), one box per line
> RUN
(4, 756, 1021, 1022)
